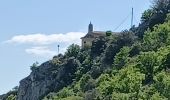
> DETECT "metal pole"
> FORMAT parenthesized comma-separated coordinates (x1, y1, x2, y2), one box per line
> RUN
(58, 45, 60, 54)
(131, 7, 134, 28)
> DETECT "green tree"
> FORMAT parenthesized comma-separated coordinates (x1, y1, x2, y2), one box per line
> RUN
(106, 31, 112, 36)
(113, 46, 131, 70)
(103, 31, 136, 65)
(75, 56, 92, 80)
(135, 0, 170, 38)
(154, 71, 170, 99)
(65, 44, 81, 58)
(141, 9, 153, 22)
(30, 61, 39, 71)
(61, 57, 81, 85)
(79, 74, 93, 92)
(137, 51, 163, 84)
(55, 87, 75, 99)
(97, 66, 145, 99)
(62, 96, 83, 100)
(142, 20, 170, 51)
(6, 94, 16, 100)
(91, 37, 107, 57)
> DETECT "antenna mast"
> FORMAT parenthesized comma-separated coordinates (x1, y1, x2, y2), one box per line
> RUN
(131, 8, 134, 28)
(58, 45, 60, 54)
(131, 0, 134, 28)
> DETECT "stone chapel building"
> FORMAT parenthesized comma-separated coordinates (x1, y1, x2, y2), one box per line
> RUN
(81, 22, 116, 48)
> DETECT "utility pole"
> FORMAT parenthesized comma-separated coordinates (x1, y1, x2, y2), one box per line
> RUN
(131, 7, 134, 28)
(131, 0, 134, 28)
(58, 45, 60, 54)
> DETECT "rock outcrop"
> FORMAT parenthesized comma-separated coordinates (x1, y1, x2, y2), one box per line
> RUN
(17, 57, 80, 100)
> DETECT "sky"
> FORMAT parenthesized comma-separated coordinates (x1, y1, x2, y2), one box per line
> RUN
(0, 0, 151, 94)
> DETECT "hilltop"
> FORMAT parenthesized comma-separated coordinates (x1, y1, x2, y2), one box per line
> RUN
(1, 0, 170, 100)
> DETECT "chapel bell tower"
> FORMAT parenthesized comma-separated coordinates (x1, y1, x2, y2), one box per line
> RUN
(88, 22, 93, 33)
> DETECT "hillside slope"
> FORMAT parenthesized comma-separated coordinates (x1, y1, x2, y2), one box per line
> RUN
(1, 0, 170, 100)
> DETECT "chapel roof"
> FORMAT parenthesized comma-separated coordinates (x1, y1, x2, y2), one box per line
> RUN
(81, 31, 119, 39)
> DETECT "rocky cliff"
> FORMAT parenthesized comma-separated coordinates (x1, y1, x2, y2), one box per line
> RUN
(17, 56, 80, 100)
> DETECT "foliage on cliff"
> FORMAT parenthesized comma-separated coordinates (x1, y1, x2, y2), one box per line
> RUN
(1, 0, 170, 100)
(43, 19, 170, 100)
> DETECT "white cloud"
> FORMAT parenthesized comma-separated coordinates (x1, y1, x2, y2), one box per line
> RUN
(25, 46, 57, 57)
(5, 32, 86, 45)
(4, 32, 86, 57)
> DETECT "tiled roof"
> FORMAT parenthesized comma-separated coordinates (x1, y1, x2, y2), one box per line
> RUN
(81, 31, 105, 39)
(81, 31, 119, 39)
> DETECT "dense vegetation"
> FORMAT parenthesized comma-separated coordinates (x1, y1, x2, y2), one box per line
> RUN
(1, 0, 170, 100)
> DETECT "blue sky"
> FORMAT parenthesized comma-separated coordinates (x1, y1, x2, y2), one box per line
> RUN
(0, 0, 151, 94)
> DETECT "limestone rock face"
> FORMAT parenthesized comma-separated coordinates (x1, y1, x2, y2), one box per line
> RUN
(17, 57, 79, 100)
(0, 94, 6, 100)
(17, 62, 54, 100)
